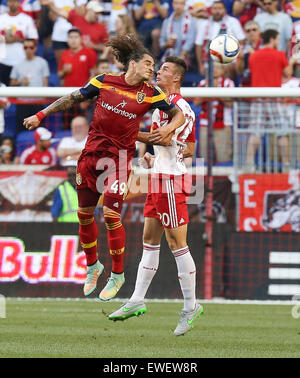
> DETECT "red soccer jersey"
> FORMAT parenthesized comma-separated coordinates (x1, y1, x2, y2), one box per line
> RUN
(58, 47, 98, 87)
(249, 47, 288, 87)
(79, 73, 175, 158)
(68, 10, 108, 46)
(20, 145, 57, 166)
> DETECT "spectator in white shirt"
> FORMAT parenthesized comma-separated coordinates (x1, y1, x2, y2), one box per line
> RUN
(57, 116, 88, 166)
(0, 0, 38, 85)
(254, 0, 293, 52)
(160, 0, 197, 68)
(10, 38, 50, 133)
(0, 0, 41, 22)
(195, 0, 245, 76)
(45, 0, 87, 66)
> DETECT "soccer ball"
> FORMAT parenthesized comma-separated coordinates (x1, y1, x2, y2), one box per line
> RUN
(209, 34, 240, 64)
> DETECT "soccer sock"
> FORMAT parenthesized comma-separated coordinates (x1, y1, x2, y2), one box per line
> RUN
(77, 211, 98, 266)
(172, 246, 196, 312)
(104, 209, 126, 274)
(130, 243, 160, 303)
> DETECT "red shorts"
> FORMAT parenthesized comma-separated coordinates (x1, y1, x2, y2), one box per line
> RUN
(76, 151, 132, 211)
(144, 175, 190, 229)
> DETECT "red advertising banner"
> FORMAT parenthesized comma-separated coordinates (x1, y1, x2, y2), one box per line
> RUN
(239, 172, 300, 232)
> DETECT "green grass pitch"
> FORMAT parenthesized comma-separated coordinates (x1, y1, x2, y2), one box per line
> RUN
(0, 299, 299, 358)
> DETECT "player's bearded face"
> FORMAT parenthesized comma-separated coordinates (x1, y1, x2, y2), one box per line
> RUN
(135, 54, 155, 81)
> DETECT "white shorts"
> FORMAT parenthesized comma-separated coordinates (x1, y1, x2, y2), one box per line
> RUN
(249, 99, 293, 136)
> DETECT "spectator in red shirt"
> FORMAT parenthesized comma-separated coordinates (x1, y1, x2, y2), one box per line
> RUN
(249, 29, 294, 87)
(19, 127, 57, 165)
(246, 29, 297, 172)
(58, 28, 97, 87)
(42, 0, 109, 54)
(58, 28, 97, 128)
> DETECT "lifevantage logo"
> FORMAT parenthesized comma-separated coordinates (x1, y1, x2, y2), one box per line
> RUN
(101, 100, 137, 120)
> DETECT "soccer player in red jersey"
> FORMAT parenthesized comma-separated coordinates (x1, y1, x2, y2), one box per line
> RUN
(108, 57, 203, 336)
(23, 35, 185, 301)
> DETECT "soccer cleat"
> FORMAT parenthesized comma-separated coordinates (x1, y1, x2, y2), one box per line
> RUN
(83, 260, 104, 297)
(174, 303, 204, 336)
(108, 301, 147, 321)
(99, 272, 125, 301)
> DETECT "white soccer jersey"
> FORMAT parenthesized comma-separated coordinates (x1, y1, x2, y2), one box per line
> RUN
(152, 93, 195, 175)
(195, 15, 245, 46)
(51, 0, 87, 42)
(0, 12, 38, 66)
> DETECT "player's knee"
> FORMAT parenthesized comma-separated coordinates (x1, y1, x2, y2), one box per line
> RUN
(103, 206, 123, 231)
(77, 208, 95, 224)
(143, 234, 157, 245)
(165, 234, 186, 251)
(166, 234, 178, 251)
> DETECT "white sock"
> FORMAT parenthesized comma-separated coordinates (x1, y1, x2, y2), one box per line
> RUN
(172, 246, 196, 312)
(129, 243, 160, 303)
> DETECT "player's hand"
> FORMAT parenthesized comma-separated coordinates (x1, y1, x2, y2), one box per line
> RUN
(139, 152, 154, 169)
(148, 126, 172, 144)
(23, 115, 40, 130)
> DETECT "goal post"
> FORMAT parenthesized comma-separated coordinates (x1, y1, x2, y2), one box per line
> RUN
(1, 86, 300, 98)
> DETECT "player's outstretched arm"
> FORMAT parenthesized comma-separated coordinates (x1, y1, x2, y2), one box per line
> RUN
(148, 105, 185, 144)
(137, 131, 174, 146)
(23, 90, 86, 130)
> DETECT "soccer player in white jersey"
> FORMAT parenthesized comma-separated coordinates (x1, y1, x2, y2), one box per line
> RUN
(109, 56, 203, 336)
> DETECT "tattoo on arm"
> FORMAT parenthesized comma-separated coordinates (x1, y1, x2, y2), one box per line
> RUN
(44, 90, 86, 116)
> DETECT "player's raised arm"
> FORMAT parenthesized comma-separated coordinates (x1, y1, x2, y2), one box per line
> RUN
(23, 90, 86, 130)
(23, 75, 104, 130)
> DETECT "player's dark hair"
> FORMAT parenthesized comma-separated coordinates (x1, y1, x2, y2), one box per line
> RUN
(68, 28, 82, 36)
(106, 34, 154, 71)
(97, 58, 109, 65)
(262, 29, 278, 45)
(165, 56, 187, 85)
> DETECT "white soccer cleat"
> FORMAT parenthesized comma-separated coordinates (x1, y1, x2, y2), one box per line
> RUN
(108, 302, 147, 321)
(174, 303, 204, 336)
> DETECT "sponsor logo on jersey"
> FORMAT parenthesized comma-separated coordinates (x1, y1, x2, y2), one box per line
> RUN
(101, 100, 137, 120)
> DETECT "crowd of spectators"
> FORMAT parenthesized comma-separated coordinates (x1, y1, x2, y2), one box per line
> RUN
(0, 0, 299, 169)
